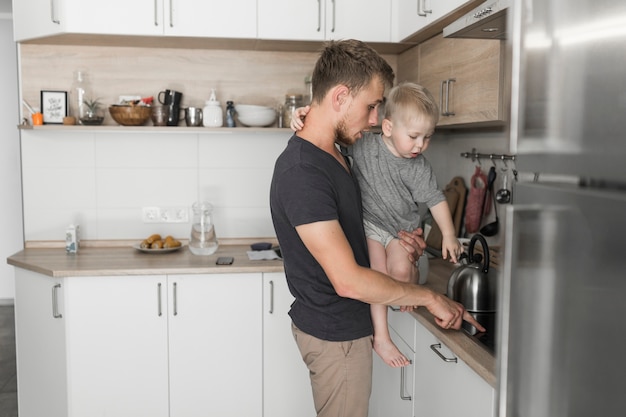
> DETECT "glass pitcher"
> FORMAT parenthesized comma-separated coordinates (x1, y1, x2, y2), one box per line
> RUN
(189, 201, 219, 255)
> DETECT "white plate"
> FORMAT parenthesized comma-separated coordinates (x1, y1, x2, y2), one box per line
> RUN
(132, 243, 184, 254)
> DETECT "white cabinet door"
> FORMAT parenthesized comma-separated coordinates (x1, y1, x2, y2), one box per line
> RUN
(369, 327, 415, 417)
(12, 0, 66, 41)
(262, 272, 316, 417)
(393, 0, 479, 42)
(165, 0, 257, 38)
(168, 273, 263, 417)
(413, 321, 495, 417)
(14, 270, 69, 417)
(62, 0, 164, 36)
(258, 0, 391, 42)
(63, 275, 170, 417)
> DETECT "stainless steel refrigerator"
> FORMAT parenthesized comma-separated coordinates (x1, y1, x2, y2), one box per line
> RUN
(499, 0, 626, 416)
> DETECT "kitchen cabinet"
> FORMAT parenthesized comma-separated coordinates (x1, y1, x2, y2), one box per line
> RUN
(262, 273, 315, 417)
(13, 270, 69, 417)
(258, 0, 392, 43)
(417, 33, 507, 128)
(12, 0, 256, 41)
(413, 320, 495, 417)
(167, 273, 262, 417)
(392, 0, 484, 42)
(369, 327, 416, 417)
(13, 269, 262, 417)
(370, 309, 495, 417)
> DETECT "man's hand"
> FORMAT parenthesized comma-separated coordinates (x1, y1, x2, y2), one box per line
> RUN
(397, 228, 427, 264)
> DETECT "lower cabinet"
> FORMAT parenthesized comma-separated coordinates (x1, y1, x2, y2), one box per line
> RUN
(14, 268, 310, 417)
(413, 320, 495, 417)
(369, 308, 495, 417)
(262, 273, 315, 417)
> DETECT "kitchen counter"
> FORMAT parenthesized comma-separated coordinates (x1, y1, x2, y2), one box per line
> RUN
(412, 260, 497, 387)
(6, 245, 496, 386)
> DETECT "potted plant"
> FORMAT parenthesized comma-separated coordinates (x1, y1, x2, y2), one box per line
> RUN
(80, 97, 105, 125)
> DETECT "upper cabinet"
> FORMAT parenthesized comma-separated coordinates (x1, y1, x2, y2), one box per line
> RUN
(392, 0, 485, 42)
(13, 0, 257, 41)
(417, 33, 507, 128)
(258, 0, 392, 43)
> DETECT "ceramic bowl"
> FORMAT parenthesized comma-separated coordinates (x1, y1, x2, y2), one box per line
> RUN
(235, 104, 276, 127)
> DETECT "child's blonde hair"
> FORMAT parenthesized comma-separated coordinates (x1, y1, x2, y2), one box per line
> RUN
(384, 82, 439, 126)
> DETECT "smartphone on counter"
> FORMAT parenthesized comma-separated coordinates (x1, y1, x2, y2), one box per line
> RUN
(216, 256, 234, 265)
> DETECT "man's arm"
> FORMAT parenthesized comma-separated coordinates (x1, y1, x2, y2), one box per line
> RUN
(296, 219, 484, 331)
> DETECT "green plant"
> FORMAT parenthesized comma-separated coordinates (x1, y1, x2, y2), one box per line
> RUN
(83, 97, 102, 117)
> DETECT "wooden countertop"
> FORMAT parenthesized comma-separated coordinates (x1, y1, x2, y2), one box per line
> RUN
(6, 245, 496, 387)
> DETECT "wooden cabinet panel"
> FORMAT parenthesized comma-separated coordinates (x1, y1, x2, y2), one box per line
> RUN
(418, 34, 507, 128)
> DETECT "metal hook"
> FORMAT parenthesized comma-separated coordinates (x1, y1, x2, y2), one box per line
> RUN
(490, 154, 497, 167)
(500, 155, 509, 168)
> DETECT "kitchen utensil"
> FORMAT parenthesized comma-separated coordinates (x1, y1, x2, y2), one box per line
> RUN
(235, 104, 277, 127)
(203, 89, 223, 127)
(158, 89, 183, 106)
(189, 201, 219, 255)
(496, 168, 512, 204)
(447, 234, 498, 334)
(151, 105, 169, 126)
(464, 166, 488, 233)
(185, 107, 203, 126)
(480, 167, 499, 236)
(108, 105, 152, 126)
(165, 104, 185, 126)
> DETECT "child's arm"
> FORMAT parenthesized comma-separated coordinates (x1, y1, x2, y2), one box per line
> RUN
(290, 106, 310, 131)
(429, 200, 462, 263)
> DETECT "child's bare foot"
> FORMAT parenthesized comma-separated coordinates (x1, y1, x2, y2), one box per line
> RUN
(373, 337, 410, 368)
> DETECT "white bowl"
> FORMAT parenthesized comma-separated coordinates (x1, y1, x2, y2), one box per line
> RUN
(235, 105, 276, 127)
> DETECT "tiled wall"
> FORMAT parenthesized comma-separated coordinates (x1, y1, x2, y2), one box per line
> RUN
(21, 129, 289, 242)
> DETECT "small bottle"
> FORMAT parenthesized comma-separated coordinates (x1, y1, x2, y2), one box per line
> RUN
(203, 89, 223, 127)
(225, 101, 236, 127)
(304, 75, 312, 104)
(71, 70, 90, 125)
(65, 224, 79, 254)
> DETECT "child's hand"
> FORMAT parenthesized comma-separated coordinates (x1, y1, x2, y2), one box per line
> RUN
(290, 106, 310, 131)
(441, 236, 463, 264)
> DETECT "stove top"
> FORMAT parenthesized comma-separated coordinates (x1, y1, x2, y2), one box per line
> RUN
(463, 312, 497, 354)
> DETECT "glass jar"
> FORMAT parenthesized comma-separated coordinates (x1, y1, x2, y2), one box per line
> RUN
(71, 70, 90, 125)
(189, 201, 219, 255)
(282, 94, 303, 129)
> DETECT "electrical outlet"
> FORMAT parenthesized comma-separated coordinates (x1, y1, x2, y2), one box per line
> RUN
(160, 207, 189, 223)
(142, 207, 161, 223)
(143, 206, 189, 223)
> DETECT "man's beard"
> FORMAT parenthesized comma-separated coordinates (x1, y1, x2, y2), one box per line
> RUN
(334, 120, 357, 148)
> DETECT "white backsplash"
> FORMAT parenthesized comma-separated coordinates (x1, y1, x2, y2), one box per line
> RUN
(21, 129, 291, 242)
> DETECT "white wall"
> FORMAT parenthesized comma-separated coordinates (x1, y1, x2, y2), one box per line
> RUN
(21, 129, 289, 242)
(0, 3, 23, 302)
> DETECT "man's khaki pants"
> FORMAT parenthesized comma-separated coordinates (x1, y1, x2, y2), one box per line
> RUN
(292, 323, 373, 417)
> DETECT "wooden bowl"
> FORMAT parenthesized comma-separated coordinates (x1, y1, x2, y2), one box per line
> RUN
(108, 105, 152, 126)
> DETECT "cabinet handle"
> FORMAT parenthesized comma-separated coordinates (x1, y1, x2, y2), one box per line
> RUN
(268, 280, 275, 314)
(173, 282, 178, 316)
(51, 283, 62, 318)
(154, 0, 159, 26)
(440, 79, 456, 116)
(417, 0, 432, 17)
(331, 0, 336, 33)
(169, 0, 174, 28)
(317, 0, 322, 32)
(430, 343, 458, 363)
(157, 283, 163, 316)
(50, 0, 60, 24)
(400, 359, 412, 400)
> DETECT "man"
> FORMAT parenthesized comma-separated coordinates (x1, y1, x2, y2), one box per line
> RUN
(270, 39, 482, 417)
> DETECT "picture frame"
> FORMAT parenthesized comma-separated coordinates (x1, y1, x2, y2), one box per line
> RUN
(40, 90, 68, 124)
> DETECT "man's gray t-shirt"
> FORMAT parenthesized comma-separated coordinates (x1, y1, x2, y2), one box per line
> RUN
(347, 132, 445, 237)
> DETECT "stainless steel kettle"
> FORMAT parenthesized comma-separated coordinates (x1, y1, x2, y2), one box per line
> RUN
(447, 234, 498, 313)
